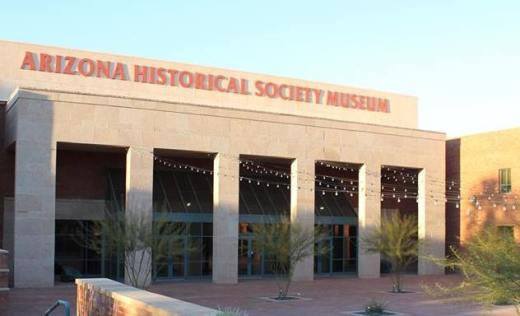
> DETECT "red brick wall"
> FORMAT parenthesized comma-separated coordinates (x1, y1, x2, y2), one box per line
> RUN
(448, 129, 520, 245)
(56, 150, 125, 199)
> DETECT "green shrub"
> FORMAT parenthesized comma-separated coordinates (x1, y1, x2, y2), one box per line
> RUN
(217, 306, 248, 316)
(427, 227, 520, 314)
(364, 299, 387, 315)
(362, 212, 419, 293)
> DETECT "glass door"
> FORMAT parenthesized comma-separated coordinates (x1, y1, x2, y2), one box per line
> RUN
(315, 224, 357, 275)
(315, 237, 332, 274)
(238, 235, 264, 277)
(153, 222, 213, 279)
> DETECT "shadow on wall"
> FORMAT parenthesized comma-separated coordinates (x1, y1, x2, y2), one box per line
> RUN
(445, 139, 460, 253)
(462, 177, 520, 244)
(0, 101, 9, 248)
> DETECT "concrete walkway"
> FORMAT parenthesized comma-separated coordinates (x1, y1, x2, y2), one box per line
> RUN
(0, 275, 517, 315)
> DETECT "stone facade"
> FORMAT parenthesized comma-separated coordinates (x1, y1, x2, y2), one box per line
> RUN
(447, 128, 520, 246)
(0, 41, 446, 287)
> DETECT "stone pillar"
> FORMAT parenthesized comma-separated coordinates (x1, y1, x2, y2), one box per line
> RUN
(418, 169, 445, 275)
(358, 163, 381, 278)
(290, 159, 315, 281)
(125, 147, 154, 287)
(212, 154, 239, 284)
(12, 100, 56, 288)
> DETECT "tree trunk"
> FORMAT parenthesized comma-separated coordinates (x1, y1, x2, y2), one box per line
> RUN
(392, 262, 402, 293)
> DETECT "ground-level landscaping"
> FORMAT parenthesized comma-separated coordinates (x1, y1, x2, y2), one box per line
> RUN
(0, 275, 516, 315)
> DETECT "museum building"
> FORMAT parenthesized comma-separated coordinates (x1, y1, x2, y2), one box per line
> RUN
(0, 40, 446, 288)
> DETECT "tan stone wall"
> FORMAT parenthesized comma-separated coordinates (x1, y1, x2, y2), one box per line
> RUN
(448, 128, 520, 244)
(4, 87, 445, 286)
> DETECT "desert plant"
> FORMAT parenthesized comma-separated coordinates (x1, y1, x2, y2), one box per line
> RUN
(364, 299, 387, 315)
(251, 217, 326, 299)
(216, 306, 249, 316)
(83, 210, 188, 289)
(426, 227, 520, 314)
(362, 212, 419, 293)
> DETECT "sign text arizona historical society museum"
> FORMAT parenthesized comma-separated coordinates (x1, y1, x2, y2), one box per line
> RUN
(20, 51, 390, 113)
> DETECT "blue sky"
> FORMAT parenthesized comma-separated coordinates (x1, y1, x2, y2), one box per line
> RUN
(1, 1, 519, 136)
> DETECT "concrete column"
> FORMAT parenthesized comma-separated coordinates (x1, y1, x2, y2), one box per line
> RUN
(125, 147, 154, 287)
(358, 163, 381, 278)
(212, 154, 239, 284)
(13, 140, 56, 287)
(418, 169, 445, 275)
(290, 159, 315, 281)
(12, 100, 56, 288)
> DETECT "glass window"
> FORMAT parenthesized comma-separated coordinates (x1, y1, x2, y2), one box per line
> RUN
(154, 221, 213, 279)
(55, 220, 104, 279)
(497, 226, 514, 239)
(499, 168, 512, 193)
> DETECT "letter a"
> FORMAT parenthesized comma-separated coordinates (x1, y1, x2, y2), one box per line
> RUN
(20, 51, 36, 70)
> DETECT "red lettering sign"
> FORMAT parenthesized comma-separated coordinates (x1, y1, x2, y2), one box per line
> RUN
(19, 51, 391, 113)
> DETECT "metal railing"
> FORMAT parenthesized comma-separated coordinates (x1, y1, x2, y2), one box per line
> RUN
(44, 300, 70, 316)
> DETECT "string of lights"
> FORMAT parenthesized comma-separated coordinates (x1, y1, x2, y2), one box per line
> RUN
(151, 152, 519, 211)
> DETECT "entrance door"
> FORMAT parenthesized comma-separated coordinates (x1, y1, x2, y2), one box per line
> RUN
(153, 222, 213, 279)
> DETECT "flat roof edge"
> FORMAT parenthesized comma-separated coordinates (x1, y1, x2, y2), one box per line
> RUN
(14, 86, 445, 138)
(448, 126, 520, 140)
(6, 87, 20, 110)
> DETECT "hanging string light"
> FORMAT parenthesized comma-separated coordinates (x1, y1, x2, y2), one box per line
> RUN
(150, 152, 519, 210)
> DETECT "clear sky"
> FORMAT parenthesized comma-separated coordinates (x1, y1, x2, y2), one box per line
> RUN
(1, 1, 519, 136)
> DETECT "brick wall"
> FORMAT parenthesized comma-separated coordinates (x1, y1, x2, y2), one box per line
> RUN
(0, 249, 8, 291)
(77, 281, 151, 316)
(447, 128, 520, 245)
(76, 278, 217, 316)
(56, 149, 125, 199)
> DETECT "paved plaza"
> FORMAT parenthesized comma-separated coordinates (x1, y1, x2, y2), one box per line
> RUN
(0, 275, 517, 315)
